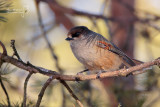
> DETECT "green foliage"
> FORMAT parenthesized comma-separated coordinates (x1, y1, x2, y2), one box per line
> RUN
(0, 100, 35, 107)
(32, 77, 58, 97)
(0, 0, 12, 22)
(136, 96, 146, 107)
(0, 63, 17, 83)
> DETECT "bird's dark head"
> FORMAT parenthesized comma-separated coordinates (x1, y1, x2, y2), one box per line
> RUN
(66, 26, 89, 41)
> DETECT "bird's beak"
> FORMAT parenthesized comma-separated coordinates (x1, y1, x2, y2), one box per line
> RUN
(65, 37, 74, 41)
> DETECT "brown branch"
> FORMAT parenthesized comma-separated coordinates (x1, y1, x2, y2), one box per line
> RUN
(0, 52, 159, 81)
(37, 0, 160, 33)
(31, 21, 57, 43)
(35, 2, 67, 107)
(35, 76, 55, 107)
(0, 76, 11, 107)
(35, 1, 64, 73)
(60, 80, 84, 107)
(0, 41, 10, 107)
(47, 0, 113, 21)
(0, 41, 7, 66)
(10, 40, 22, 61)
(23, 72, 33, 107)
(36, 0, 74, 30)
(0, 41, 7, 56)
(36, 0, 113, 31)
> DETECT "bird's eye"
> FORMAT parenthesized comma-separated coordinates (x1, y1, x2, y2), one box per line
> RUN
(72, 32, 81, 38)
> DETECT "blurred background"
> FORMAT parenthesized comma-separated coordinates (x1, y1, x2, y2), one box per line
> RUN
(0, 0, 160, 106)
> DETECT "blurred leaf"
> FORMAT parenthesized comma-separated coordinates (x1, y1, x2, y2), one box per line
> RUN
(136, 96, 146, 107)
(0, 63, 16, 75)
(0, 10, 9, 13)
(32, 78, 59, 98)
(0, 0, 12, 9)
(0, 0, 12, 22)
(0, 63, 17, 84)
(0, 16, 6, 22)
(0, 76, 11, 83)
(32, 79, 46, 88)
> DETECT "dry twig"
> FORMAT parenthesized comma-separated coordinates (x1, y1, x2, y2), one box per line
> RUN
(23, 72, 33, 107)
(0, 76, 11, 107)
(35, 1, 63, 73)
(0, 41, 10, 107)
(35, 2, 67, 106)
(36, 76, 55, 107)
(60, 80, 84, 107)
(10, 40, 22, 61)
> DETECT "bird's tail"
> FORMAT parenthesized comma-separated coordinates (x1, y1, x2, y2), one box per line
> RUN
(132, 59, 143, 65)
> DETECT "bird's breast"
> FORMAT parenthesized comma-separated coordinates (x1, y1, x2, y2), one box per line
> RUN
(70, 40, 122, 71)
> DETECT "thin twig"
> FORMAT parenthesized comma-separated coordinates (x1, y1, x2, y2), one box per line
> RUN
(60, 80, 84, 107)
(10, 40, 22, 61)
(0, 76, 11, 107)
(23, 72, 33, 107)
(0, 41, 10, 106)
(0, 41, 7, 56)
(147, 22, 160, 31)
(31, 21, 57, 43)
(35, 1, 63, 73)
(35, 76, 55, 107)
(35, 2, 66, 106)
(0, 41, 7, 66)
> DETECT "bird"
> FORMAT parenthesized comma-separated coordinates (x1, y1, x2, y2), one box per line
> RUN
(66, 26, 142, 77)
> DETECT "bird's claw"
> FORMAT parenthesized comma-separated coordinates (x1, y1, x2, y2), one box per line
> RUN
(76, 69, 89, 83)
(96, 70, 106, 79)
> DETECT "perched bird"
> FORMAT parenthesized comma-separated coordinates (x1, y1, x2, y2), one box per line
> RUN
(66, 26, 141, 76)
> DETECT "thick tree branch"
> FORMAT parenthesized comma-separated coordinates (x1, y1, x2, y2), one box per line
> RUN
(0, 52, 159, 81)
(0, 40, 160, 81)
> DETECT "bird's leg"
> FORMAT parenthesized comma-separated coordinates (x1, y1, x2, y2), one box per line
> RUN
(96, 70, 106, 79)
(77, 69, 89, 75)
(75, 69, 89, 83)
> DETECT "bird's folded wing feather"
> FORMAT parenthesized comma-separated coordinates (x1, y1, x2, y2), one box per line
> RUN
(97, 41, 136, 67)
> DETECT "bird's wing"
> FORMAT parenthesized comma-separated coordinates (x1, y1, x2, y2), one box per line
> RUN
(96, 40, 136, 67)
